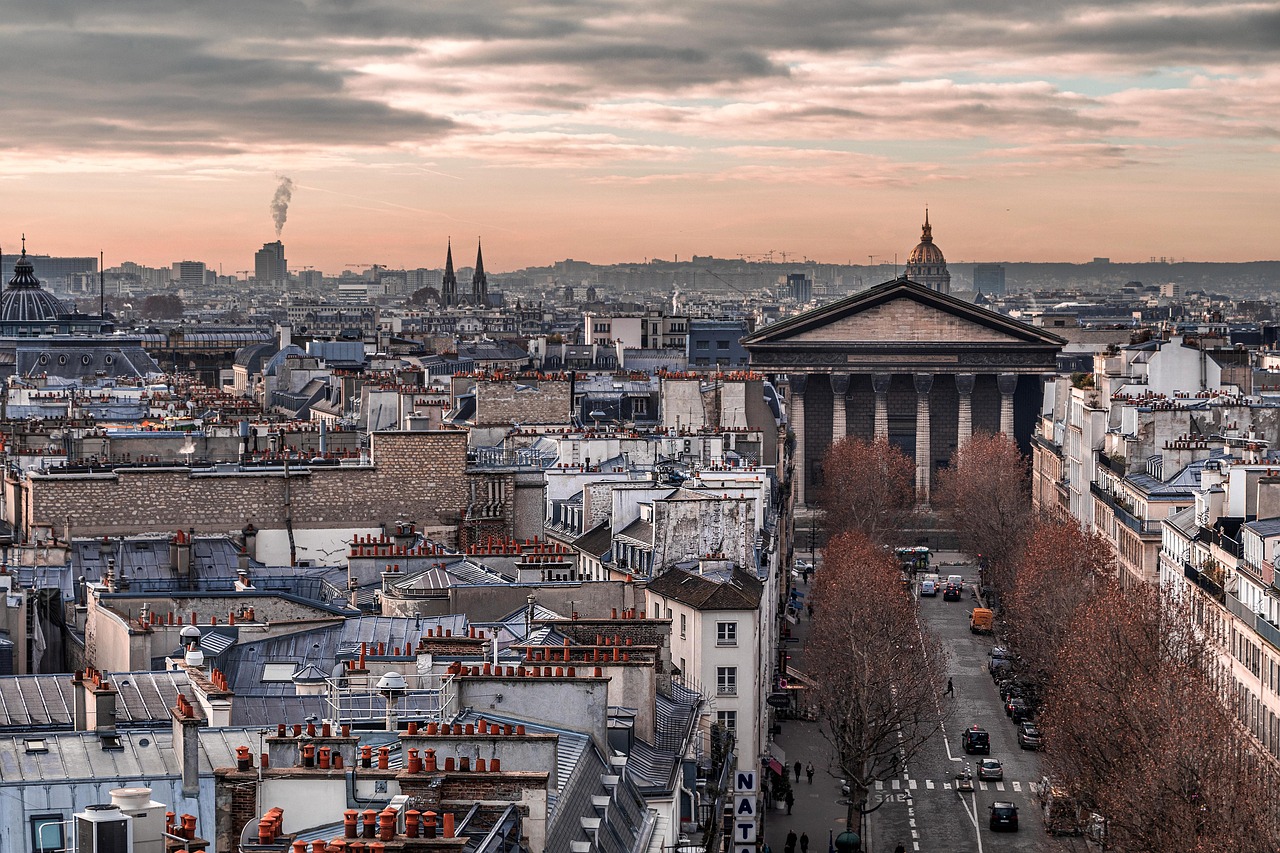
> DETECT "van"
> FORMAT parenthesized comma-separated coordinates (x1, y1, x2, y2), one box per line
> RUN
(970, 608, 994, 634)
(920, 579, 937, 596)
(947, 574, 964, 588)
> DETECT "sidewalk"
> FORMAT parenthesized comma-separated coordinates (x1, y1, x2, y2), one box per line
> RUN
(762, 572, 877, 853)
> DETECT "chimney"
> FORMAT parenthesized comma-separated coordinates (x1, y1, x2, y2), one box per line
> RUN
(170, 693, 205, 799)
(170, 531, 192, 577)
(87, 672, 118, 735)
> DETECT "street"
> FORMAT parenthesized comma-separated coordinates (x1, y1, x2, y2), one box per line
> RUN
(766, 552, 1089, 853)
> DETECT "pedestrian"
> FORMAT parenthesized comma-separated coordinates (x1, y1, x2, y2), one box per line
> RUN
(894, 844, 906, 853)
(784, 830, 797, 853)
(800, 832, 810, 853)
(806, 762, 814, 784)
(804, 566, 812, 583)
(945, 677, 954, 697)
(794, 760, 802, 782)
(785, 790, 795, 815)
(807, 602, 814, 619)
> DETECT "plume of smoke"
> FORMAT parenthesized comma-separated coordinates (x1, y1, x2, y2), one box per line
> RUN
(271, 176, 295, 237)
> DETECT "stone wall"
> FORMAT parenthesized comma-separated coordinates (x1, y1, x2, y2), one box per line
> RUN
(475, 378, 571, 425)
(18, 431, 469, 538)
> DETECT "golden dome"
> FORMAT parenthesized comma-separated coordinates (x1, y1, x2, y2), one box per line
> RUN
(907, 210, 947, 266)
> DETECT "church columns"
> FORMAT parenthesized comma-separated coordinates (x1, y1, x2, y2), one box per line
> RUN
(955, 373, 975, 448)
(872, 373, 891, 440)
(789, 374, 809, 507)
(830, 374, 850, 443)
(998, 373, 1018, 436)
(914, 373, 934, 506)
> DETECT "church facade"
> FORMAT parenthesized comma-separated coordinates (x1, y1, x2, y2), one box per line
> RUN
(742, 277, 1063, 507)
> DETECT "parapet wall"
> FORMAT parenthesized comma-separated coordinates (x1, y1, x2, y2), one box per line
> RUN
(17, 431, 468, 537)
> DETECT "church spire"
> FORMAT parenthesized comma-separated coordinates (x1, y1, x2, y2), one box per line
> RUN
(471, 238, 488, 307)
(921, 208, 932, 241)
(440, 238, 458, 307)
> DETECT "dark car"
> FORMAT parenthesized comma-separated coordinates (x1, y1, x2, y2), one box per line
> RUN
(989, 802, 1019, 831)
(1011, 702, 1035, 724)
(942, 584, 962, 601)
(1018, 722, 1043, 750)
(962, 726, 990, 755)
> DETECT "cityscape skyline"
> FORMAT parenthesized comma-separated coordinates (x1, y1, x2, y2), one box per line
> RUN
(2, 1, 1277, 271)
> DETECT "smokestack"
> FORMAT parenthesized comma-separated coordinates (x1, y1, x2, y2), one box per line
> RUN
(271, 176, 294, 237)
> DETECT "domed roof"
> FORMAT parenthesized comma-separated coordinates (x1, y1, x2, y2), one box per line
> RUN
(1, 244, 65, 325)
(906, 211, 947, 267)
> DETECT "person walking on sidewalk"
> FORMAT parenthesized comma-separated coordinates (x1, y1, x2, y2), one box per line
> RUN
(945, 677, 954, 697)
(785, 790, 795, 815)
(785, 830, 797, 853)
(894, 844, 906, 853)
(799, 831, 810, 853)
(794, 760, 802, 782)
(805, 762, 814, 784)
(807, 602, 814, 620)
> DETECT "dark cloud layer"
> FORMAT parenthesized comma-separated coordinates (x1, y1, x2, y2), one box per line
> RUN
(1, 0, 1274, 159)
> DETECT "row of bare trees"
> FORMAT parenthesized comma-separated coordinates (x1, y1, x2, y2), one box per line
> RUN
(814, 431, 1280, 850)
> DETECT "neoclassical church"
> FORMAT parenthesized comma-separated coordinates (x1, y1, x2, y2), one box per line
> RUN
(904, 210, 951, 294)
(0, 241, 160, 381)
(743, 216, 1063, 507)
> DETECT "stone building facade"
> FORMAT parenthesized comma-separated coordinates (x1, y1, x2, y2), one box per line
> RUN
(9, 431, 472, 539)
(743, 278, 1063, 506)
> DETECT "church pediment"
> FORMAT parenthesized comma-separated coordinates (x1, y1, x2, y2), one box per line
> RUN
(743, 277, 1065, 349)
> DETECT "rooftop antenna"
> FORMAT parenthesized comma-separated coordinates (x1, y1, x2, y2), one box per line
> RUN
(99, 251, 105, 318)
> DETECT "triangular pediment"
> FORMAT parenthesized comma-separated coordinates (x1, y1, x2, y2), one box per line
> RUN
(742, 277, 1065, 348)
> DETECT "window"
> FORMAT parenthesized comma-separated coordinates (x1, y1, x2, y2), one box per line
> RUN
(654, 602, 661, 618)
(717, 621, 738, 646)
(31, 815, 64, 853)
(696, 340, 709, 350)
(716, 339, 729, 349)
(717, 666, 737, 695)
(262, 662, 299, 682)
(633, 398, 648, 415)
(716, 710, 737, 731)
(680, 613, 687, 638)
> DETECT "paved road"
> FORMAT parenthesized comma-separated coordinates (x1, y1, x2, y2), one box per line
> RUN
(869, 556, 1089, 853)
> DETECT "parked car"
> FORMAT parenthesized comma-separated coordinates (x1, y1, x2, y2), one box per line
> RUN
(989, 802, 1019, 831)
(1018, 722, 1043, 750)
(1011, 701, 1035, 724)
(942, 584, 962, 601)
(977, 758, 1004, 781)
(962, 726, 990, 755)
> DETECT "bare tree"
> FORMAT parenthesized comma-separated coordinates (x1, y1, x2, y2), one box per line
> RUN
(933, 432, 1033, 598)
(818, 437, 915, 546)
(1042, 584, 1280, 851)
(810, 531, 949, 838)
(1002, 517, 1114, 694)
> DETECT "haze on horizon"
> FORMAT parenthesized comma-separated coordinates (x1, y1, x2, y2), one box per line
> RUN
(2, 0, 1277, 273)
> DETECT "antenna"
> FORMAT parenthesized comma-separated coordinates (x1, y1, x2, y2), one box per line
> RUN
(99, 251, 105, 318)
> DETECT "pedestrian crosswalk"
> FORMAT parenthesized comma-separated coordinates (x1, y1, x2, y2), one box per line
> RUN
(875, 778, 1030, 793)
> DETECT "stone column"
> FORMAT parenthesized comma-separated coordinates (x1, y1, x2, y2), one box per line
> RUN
(998, 373, 1018, 437)
(830, 374, 851, 443)
(955, 373, 975, 448)
(914, 373, 934, 506)
(789, 374, 809, 506)
(872, 373, 891, 440)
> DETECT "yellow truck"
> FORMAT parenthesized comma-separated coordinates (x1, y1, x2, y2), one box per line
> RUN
(970, 607, 994, 634)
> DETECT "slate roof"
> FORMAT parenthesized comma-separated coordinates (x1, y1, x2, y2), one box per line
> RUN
(1244, 518, 1280, 538)
(645, 565, 763, 611)
(0, 727, 249, 785)
(0, 670, 189, 733)
(573, 522, 614, 559)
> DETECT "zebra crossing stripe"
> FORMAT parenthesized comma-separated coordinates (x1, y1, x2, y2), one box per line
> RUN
(892, 780, 901, 790)
(996, 782, 1005, 791)
(908, 779, 918, 790)
(925, 780, 935, 790)
(875, 781, 884, 790)
(1012, 781, 1022, 792)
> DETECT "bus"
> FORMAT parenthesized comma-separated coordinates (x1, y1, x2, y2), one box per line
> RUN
(895, 546, 931, 573)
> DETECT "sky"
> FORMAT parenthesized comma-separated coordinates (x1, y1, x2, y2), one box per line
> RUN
(2, 0, 1278, 274)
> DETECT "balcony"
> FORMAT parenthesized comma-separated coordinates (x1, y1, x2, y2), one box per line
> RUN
(1090, 481, 1161, 535)
(1183, 560, 1226, 604)
(1225, 591, 1280, 653)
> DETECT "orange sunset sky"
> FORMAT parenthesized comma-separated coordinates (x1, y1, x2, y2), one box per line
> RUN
(2, 0, 1278, 273)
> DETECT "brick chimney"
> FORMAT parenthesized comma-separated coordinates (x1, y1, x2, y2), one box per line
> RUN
(72, 667, 118, 734)
(171, 693, 207, 798)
